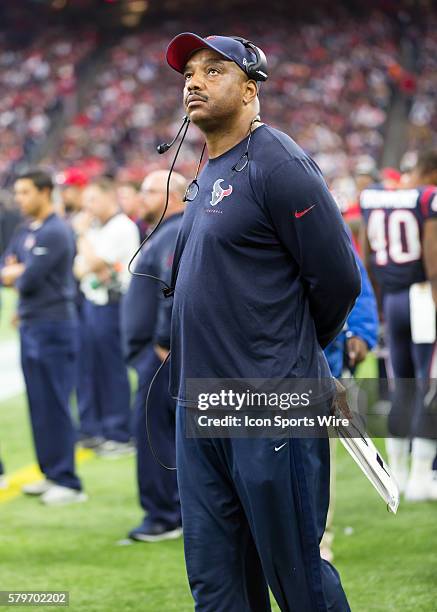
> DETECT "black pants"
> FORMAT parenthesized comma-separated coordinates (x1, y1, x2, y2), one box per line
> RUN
(176, 404, 350, 612)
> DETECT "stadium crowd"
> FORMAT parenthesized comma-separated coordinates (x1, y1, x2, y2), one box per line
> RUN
(0, 10, 407, 191)
(0, 28, 96, 187)
(405, 13, 437, 159)
(47, 13, 400, 186)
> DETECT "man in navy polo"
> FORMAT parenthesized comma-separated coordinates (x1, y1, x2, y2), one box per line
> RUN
(121, 169, 186, 542)
(164, 34, 361, 611)
(1, 170, 85, 505)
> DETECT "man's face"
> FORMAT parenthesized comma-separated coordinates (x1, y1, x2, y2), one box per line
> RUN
(117, 185, 140, 218)
(14, 179, 45, 217)
(140, 175, 167, 224)
(82, 185, 111, 220)
(183, 49, 248, 130)
(61, 186, 82, 213)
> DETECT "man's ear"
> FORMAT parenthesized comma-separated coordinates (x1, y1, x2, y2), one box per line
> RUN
(41, 186, 52, 201)
(242, 79, 258, 105)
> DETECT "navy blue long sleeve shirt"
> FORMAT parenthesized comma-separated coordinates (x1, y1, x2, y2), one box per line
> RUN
(169, 125, 361, 404)
(1, 213, 76, 322)
(121, 213, 183, 366)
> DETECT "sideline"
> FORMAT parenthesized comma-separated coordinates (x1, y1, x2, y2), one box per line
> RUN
(0, 448, 94, 504)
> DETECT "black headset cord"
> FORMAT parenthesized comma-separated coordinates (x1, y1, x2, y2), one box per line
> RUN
(127, 115, 190, 286)
(128, 116, 190, 471)
(144, 351, 177, 471)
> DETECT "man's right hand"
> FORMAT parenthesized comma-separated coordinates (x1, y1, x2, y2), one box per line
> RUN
(72, 211, 93, 237)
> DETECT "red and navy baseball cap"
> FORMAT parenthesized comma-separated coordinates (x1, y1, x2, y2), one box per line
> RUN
(166, 32, 268, 81)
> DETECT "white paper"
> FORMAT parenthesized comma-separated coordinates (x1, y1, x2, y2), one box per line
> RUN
(335, 411, 400, 514)
(409, 282, 436, 344)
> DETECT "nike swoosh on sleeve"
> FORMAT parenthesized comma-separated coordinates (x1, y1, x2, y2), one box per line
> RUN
(294, 205, 316, 218)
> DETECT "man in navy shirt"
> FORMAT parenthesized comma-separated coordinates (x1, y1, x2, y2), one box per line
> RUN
(0, 170, 85, 505)
(164, 33, 361, 611)
(121, 169, 186, 542)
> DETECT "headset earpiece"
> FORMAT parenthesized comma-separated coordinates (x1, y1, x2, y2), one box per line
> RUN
(230, 36, 268, 82)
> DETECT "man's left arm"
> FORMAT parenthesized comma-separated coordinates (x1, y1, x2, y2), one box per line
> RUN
(264, 156, 361, 348)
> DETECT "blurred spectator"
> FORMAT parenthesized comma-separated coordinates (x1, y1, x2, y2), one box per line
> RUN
(57, 166, 89, 218)
(73, 178, 139, 457)
(117, 181, 141, 219)
(117, 181, 148, 242)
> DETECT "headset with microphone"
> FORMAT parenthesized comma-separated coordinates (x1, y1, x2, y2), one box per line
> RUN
(156, 115, 190, 155)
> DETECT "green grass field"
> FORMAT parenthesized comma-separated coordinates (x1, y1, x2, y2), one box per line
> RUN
(0, 288, 18, 342)
(1, 289, 436, 611)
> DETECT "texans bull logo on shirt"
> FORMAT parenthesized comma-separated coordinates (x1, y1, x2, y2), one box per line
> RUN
(210, 179, 233, 207)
